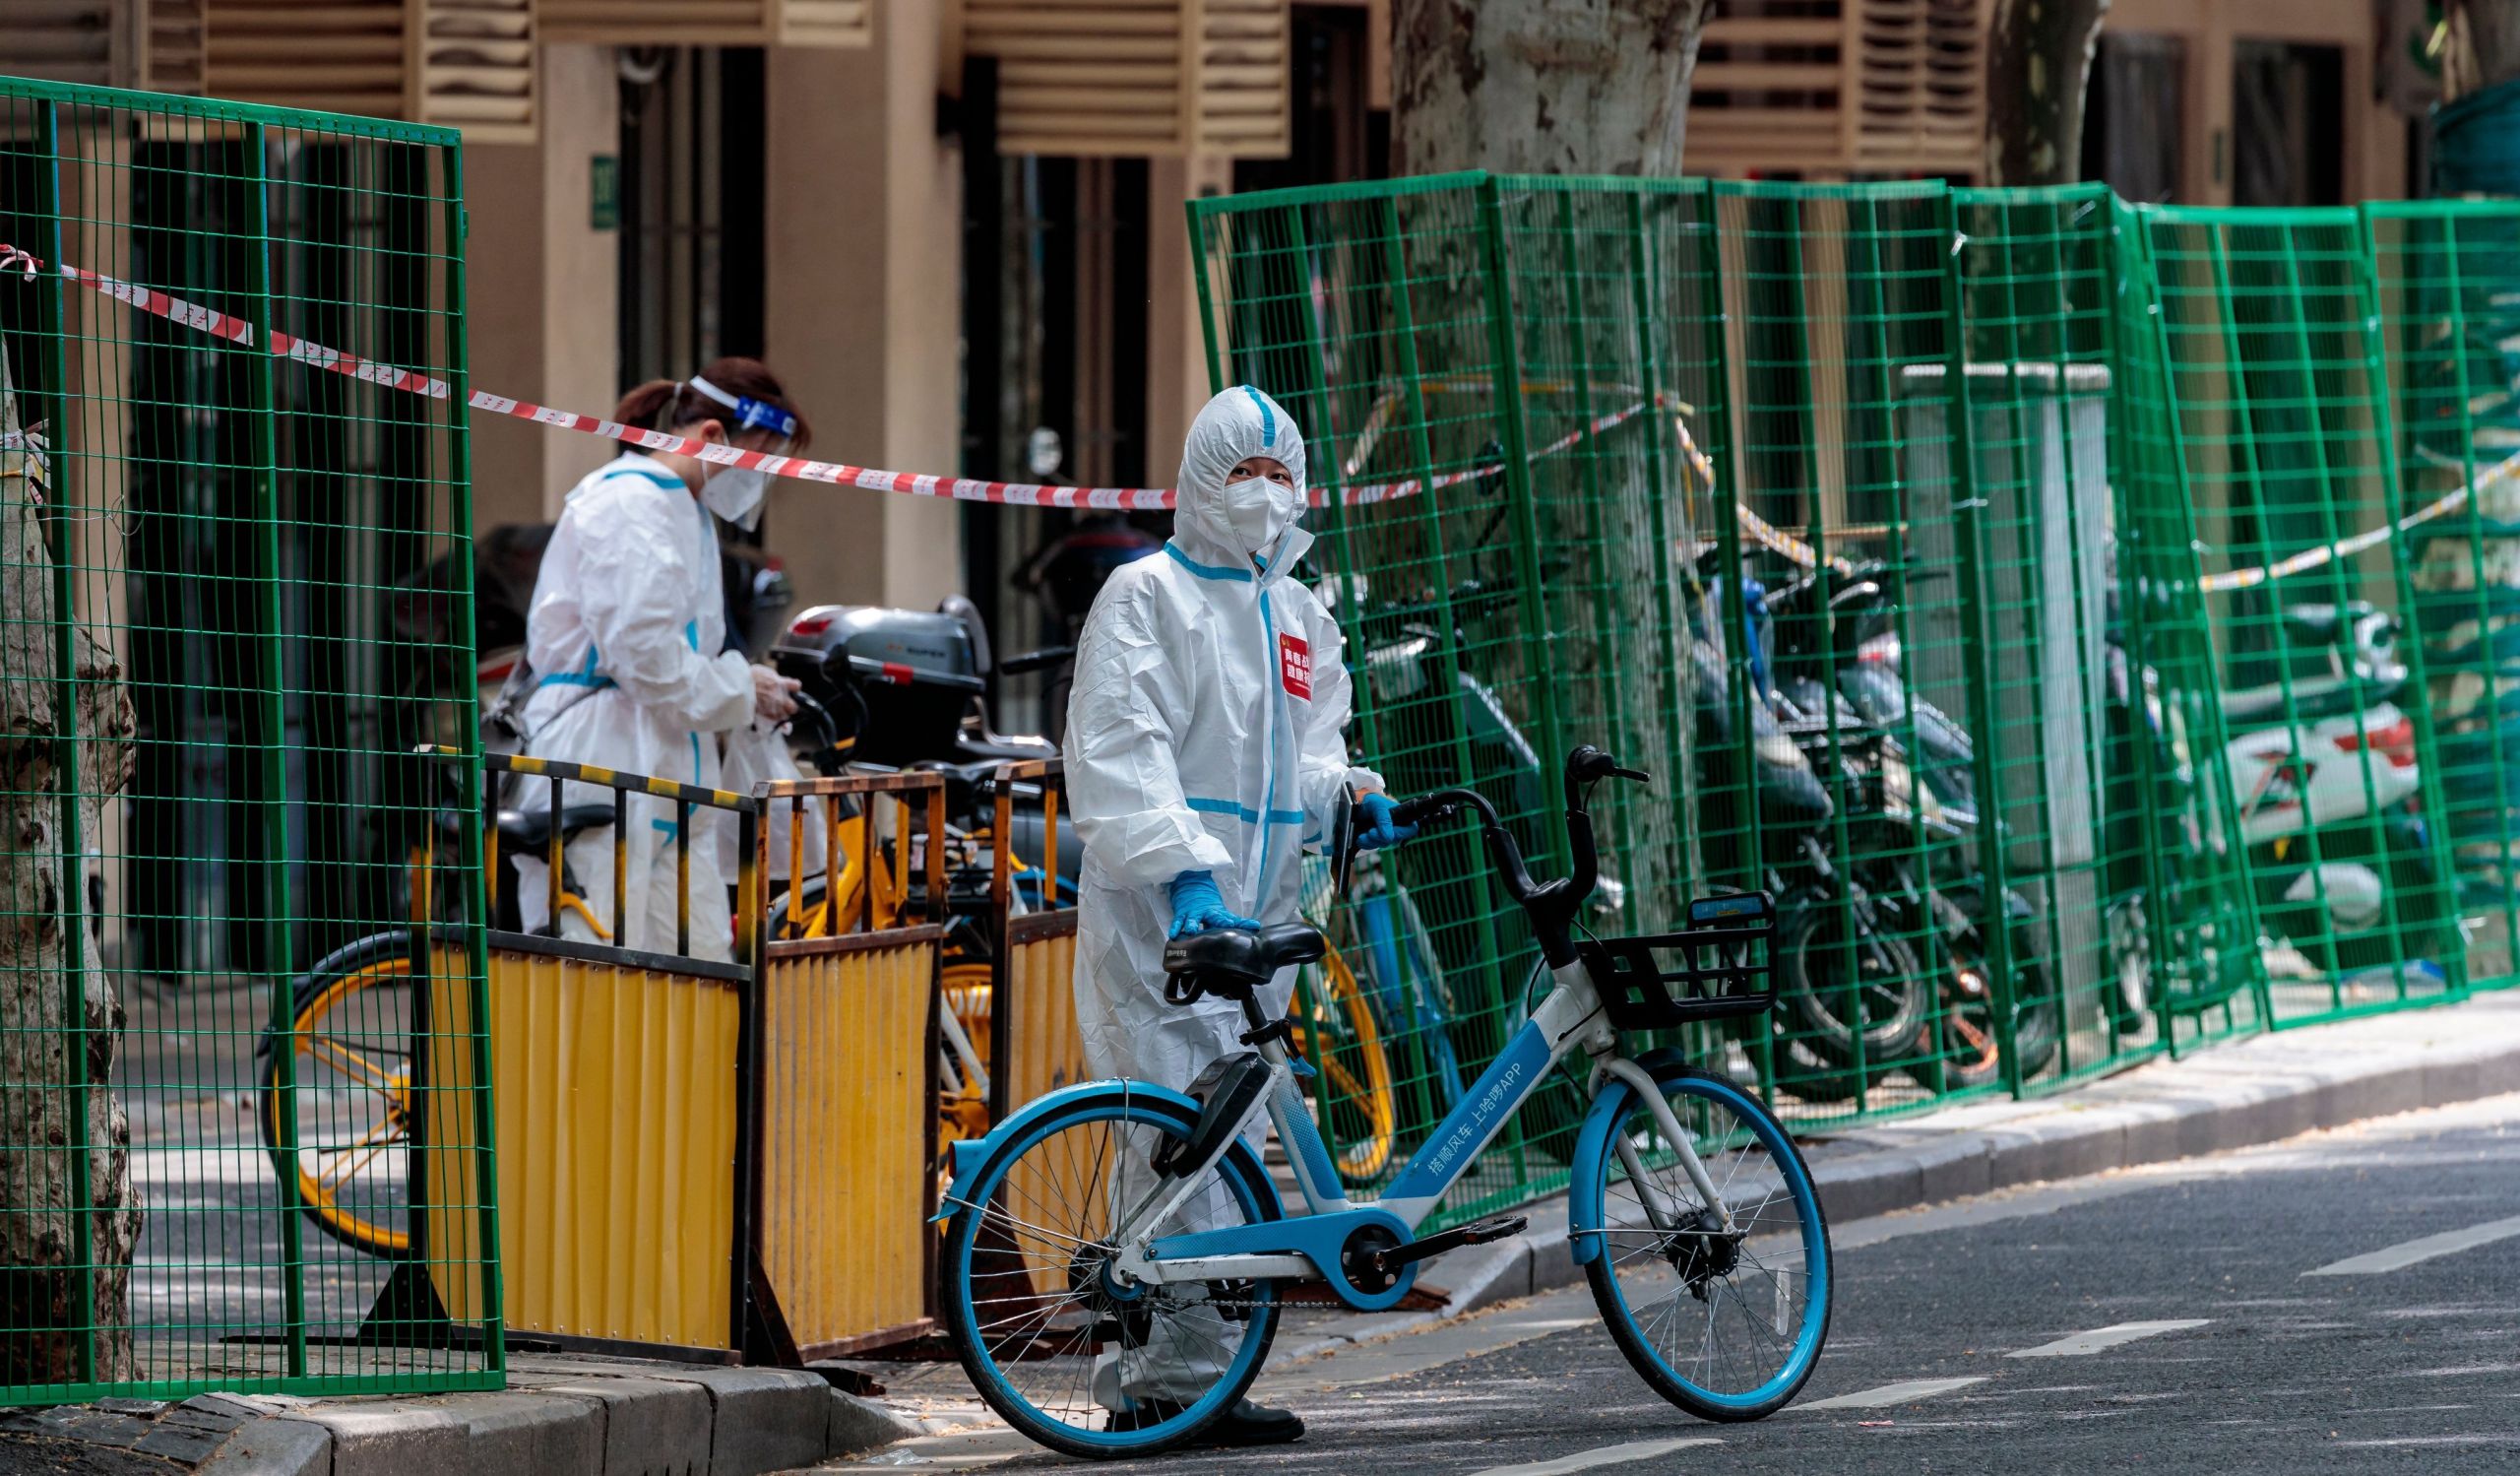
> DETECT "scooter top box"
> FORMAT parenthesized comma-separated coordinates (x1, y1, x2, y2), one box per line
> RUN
(774, 603, 987, 767)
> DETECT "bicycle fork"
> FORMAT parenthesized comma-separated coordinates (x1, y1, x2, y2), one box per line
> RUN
(1592, 1053, 1733, 1235)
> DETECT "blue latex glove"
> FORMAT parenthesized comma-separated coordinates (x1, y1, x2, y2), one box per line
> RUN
(1168, 870, 1260, 939)
(1355, 792, 1418, 849)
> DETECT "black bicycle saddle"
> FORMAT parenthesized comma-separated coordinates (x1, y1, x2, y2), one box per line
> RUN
(1161, 924, 1328, 1000)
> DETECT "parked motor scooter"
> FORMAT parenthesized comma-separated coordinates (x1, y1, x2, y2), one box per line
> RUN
(1011, 514, 1163, 744)
(1689, 568, 1934, 1103)
(1761, 563, 2061, 1088)
(2217, 602, 2454, 977)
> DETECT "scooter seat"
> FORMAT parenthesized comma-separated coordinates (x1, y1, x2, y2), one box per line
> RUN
(495, 803, 620, 854)
(2219, 672, 2404, 729)
(2281, 603, 2348, 646)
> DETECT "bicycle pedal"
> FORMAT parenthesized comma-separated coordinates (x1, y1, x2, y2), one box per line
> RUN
(1465, 1213, 1528, 1242)
(1375, 1213, 1530, 1272)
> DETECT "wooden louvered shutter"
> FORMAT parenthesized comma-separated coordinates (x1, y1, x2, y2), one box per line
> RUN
(417, 0, 536, 143)
(1190, 0, 1288, 156)
(1685, 0, 1991, 179)
(1685, 5, 1858, 176)
(204, 0, 409, 118)
(3, 0, 201, 93)
(1852, 0, 1986, 173)
(541, 0, 869, 47)
(966, 0, 1291, 158)
(774, 0, 873, 46)
(198, 0, 534, 142)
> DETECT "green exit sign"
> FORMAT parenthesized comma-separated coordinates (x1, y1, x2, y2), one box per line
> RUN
(591, 156, 618, 231)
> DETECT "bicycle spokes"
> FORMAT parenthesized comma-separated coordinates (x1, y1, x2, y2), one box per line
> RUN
(1595, 1088, 1821, 1402)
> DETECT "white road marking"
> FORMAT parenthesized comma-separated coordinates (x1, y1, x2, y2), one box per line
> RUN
(1465, 1438, 1724, 1476)
(2302, 1214, 2520, 1276)
(2006, 1319, 2212, 1357)
(1798, 1376, 1988, 1410)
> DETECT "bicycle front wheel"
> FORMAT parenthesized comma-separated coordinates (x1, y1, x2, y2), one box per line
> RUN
(259, 932, 417, 1260)
(1579, 1063, 1830, 1421)
(940, 1089, 1283, 1458)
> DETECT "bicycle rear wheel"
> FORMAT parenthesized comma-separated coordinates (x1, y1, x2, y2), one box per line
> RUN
(1291, 945, 1396, 1184)
(1579, 1063, 1831, 1421)
(940, 1089, 1283, 1458)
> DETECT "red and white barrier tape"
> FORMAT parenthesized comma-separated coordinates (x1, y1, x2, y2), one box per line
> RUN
(2, 245, 1657, 512)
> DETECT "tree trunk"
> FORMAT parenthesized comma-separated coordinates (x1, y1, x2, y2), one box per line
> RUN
(1983, 0, 2113, 185)
(1, 355, 141, 1386)
(1391, 0, 1714, 176)
(2443, 0, 2520, 97)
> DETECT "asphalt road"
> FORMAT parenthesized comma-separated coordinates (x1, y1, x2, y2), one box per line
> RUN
(858, 1092, 2520, 1474)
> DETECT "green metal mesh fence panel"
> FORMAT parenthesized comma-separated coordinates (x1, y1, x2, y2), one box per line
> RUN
(0, 78, 498, 1401)
(2134, 204, 2464, 1034)
(1944, 184, 2162, 1091)
(2365, 200, 2520, 993)
(1190, 175, 1743, 1225)
(2103, 198, 2271, 1053)
(1710, 179, 2000, 1125)
(1193, 173, 2520, 1224)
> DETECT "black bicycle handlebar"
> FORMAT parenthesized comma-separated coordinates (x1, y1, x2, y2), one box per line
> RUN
(997, 644, 1076, 676)
(1389, 744, 1649, 968)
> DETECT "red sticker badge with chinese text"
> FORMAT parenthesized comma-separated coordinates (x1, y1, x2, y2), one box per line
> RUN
(1279, 632, 1313, 700)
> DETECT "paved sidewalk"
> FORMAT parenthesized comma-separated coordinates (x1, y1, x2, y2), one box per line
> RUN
(16, 992, 2517, 1475)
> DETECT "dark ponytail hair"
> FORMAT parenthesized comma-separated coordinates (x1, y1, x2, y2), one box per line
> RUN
(612, 355, 813, 452)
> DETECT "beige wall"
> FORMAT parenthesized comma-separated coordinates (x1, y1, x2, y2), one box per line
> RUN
(764, 0, 965, 611)
(2107, 0, 2407, 205)
(463, 44, 620, 532)
(1145, 153, 1235, 485)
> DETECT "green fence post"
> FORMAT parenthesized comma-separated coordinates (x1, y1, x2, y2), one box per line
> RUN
(1474, 177, 1571, 825)
(242, 121, 311, 1380)
(444, 143, 505, 1373)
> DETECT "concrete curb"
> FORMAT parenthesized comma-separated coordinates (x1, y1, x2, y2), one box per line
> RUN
(164, 1361, 863, 1476)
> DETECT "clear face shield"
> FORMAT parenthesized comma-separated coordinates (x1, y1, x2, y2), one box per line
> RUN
(686, 374, 796, 532)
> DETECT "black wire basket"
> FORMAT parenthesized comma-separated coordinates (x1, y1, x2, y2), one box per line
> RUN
(1580, 890, 1777, 1031)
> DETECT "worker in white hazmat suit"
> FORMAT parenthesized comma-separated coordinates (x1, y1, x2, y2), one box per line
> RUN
(508, 358, 809, 961)
(1064, 385, 1418, 1444)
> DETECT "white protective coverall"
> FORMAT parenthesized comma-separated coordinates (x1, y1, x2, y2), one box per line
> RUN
(1064, 386, 1379, 1405)
(512, 452, 754, 961)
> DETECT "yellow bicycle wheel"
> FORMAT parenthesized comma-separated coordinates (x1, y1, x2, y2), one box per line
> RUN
(260, 935, 416, 1260)
(1291, 943, 1397, 1185)
(939, 959, 996, 1144)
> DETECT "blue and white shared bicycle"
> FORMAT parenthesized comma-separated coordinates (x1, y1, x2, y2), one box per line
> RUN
(935, 745, 1833, 1457)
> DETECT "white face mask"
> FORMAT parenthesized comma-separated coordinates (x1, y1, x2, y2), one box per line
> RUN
(704, 465, 769, 532)
(1220, 475, 1300, 560)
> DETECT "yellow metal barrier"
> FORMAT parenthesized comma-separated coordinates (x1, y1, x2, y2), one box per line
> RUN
(988, 760, 1086, 1119)
(422, 749, 764, 1360)
(750, 771, 947, 1358)
(419, 748, 953, 1363)
(426, 942, 743, 1350)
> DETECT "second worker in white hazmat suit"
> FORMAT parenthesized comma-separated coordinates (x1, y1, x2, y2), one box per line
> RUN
(1063, 386, 1418, 1444)
(509, 358, 809, 960)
